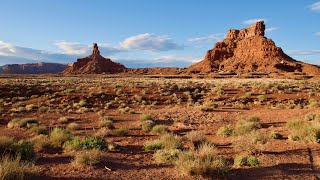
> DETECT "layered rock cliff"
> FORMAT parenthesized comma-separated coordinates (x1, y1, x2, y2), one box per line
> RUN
(189, 21, 320, 75)
(0, 62, 69, 74)
(63, 43, 126, 74)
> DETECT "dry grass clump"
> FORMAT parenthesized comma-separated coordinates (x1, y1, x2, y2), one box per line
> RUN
(216, 125, 234, 137)
(234, 154, 259, 167)
(58, 116, 74, 124)
(185, 130, 207, 149)
(286, 120, 320, 143)
(174, 143, 228, 177)
(98, 116, 115, 129)
(66, 122, 81, 130)
(234, 116, 261, 136)
(0, 155, 34, 180)
(0, 136, 35, 161)
(49, 128, 73, 147)
(198, 101, 218, 112)
(144, 133, 182, 151)
(232, 131, 267, 154)
(151, 125, 169, 134)
(72, 149, 103, 167)
(7, 117, 39, 129)
(154, 149, 182, 164)
(140, 114, 156, 132)
(112, 128, 129, 136)
(28, 125, 48, 135)
(30, 135, 52, 150)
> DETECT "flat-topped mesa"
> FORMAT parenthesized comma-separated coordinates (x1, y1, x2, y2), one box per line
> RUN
(226, 21, 265, 41)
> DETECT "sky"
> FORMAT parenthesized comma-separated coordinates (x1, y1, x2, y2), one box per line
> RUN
(0, 0, 319, 67)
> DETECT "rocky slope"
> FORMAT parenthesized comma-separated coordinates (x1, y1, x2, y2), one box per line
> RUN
(63, 43, 126, 74)
(0, 62, 69, 74)
(188, 21, 320, 75)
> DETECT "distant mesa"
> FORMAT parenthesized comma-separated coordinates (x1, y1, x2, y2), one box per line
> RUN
(0, 62, 69, 74)
(188, 21, 320, 75)
(63, 43, 126, 74)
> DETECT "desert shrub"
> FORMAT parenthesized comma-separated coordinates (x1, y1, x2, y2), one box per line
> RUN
(72, 149, 102, 166)
(304, 113, 320, 122)
(151, 125, 169, 134)
(217, 125, 234, 137)
(58, 117, 74, 124)
(154, 149, 182, 164)
(38, 106, 48, 113)
(7, 118, 39, 129)
(257, 95, 266, 102)
(25, 104, 38, 111)
(185, 131, 207, 149)
(0, 155, 33, 180)
(140, 114, 152, 121)
(64, 136, 107, 152)
(0, 136, 15, 152)
(308, 99, 319, 108)
(199, 101, 218, 112)
(174, 143, 228, 176)
(140, 120, 155, 132)
(98, 117, 115, 129)
(13, 140, 35, 160)
(94, 127, 112, 138)
(144, 133, 182, 151)
(118, 106, 134, 114)
(269, 131, 283, 139)
(173, 115, 188, 124)
(234, 154, 259, 167)
(113, 128, 129, 136)
(30, 135, 52, 150)
(66, 122, 80, 130)
(29, 125, 48, 135)
(49, 128, 73, 147)
(286, 120, 320, 143)
(232, 131, 267, 154)
(234, 116, 261, 136)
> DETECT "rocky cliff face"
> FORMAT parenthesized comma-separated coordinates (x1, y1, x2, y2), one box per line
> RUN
(0, 62, 69, 74)
(189, 21, 320, 75)
(63, 43, 126, 74)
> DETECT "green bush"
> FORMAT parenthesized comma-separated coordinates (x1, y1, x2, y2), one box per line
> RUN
(29, 125, 48, 135)
(13, 140, 35, 160)
(64, 136, 107, 152)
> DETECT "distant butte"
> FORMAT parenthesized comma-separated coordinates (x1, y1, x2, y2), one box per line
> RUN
(188, 21, 320, 75)
(63, 43, 126, 74)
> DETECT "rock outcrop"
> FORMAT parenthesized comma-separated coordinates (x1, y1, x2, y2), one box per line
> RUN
(63, 43, 126, 74)
(0, 62, 69, 74)
(189, 21, 320, 75)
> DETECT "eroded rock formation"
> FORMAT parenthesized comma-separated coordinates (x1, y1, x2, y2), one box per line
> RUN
(189, 21, 320, 75)
(63, 43, 126, 74)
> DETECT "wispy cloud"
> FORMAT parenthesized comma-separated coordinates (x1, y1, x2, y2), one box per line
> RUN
(120, 33, 183, 52)
(289, 50, 320, 55)
(315, 32, 320, 36)
(187, 34, 224, 43)
(242, 18, 267, 25)
(265, 27, 278, 33)
(309, 1, 320, 11)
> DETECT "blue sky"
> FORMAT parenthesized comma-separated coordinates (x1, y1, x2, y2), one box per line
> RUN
(0, 0, 319, 67)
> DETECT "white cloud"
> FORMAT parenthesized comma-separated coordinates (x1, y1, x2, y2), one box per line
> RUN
(120, 33, 183, 51)
(187, 34, 224, 43)
(242, 18, 267, 25)
(265, 27, 278, 33)
(289, 50, 320, 55)
(54, 41, 89, 55)
(315, 32, 320, 36)
(309, 1, 320, 11)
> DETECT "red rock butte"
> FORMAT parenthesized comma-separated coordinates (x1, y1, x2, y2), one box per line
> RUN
(188, 21, 320, 75)
(63, 43, 126, 74)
